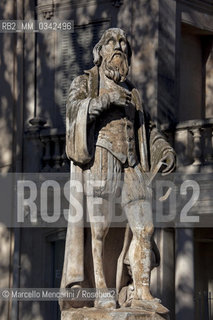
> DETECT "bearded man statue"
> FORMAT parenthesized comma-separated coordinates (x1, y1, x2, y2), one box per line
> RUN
(60, 28, 175, 315)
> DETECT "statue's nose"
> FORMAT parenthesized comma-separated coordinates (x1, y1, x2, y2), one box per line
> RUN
(114, 41, 121, 50)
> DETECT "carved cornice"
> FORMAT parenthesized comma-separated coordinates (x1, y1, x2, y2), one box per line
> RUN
(55, 0, 102, 9)
(181, 4, 213, 33)
(37, 0, 123, 13)
(178, 0, 213, 15)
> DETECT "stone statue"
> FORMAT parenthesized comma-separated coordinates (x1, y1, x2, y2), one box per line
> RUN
(60, 28, 175, 316)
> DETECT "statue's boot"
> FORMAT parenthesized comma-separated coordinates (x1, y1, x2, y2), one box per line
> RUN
(124, 201, 168, 313)
(94, 290, 116, 309)
(131, 298, 169, 314)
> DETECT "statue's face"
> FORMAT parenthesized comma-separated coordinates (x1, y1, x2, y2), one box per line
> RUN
(100, 30, 129, 83)
(101, 31, 128, 58)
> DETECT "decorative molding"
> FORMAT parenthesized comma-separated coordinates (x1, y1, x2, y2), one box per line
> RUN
(43, 0, 121, 11)
(37, 3, 55, 19)
(182, 9, 213, 33)
(179, 0, 213, 15)
(37, 0, 122, 18)
(55, 0, 101, 7)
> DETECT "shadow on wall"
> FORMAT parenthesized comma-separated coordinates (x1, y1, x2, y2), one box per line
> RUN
(0, 1, 20, 319)
(176, 230, 195, 320)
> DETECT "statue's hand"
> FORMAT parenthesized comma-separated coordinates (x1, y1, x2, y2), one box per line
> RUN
(160, 151, 176, 175)
(88, 89, 131, 123)
(108, 90, 131, 107)
(88, 93, 111, 122)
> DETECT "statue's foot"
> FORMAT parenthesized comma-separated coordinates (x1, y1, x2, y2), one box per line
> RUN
(135, 286, 160, 302)
(131, 299, 169, 314)
(94, 296, 116, 309)
(141, 292, 159, 302)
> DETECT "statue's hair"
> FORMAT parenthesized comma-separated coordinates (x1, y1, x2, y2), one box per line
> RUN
(93, 28, 132, 67)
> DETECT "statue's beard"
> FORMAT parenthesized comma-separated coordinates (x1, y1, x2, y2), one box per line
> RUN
(102, 52, 129, 83)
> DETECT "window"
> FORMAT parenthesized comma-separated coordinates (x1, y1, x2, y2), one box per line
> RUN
(179, 24, 213, 121)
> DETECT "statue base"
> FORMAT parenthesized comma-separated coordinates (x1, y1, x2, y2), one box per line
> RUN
(61, 307, 170, 320)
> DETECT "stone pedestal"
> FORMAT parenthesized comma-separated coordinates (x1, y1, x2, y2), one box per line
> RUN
(61, 308, 170, 320)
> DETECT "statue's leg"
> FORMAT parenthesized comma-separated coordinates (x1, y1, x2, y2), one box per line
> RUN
(87, 197, 110, 290)
(122, 166, 169, 313)
(122, 166, 154, 300)
(123, 199, 154, 301)
(85, 147, 120, 308)
(88, 198, 116, 308)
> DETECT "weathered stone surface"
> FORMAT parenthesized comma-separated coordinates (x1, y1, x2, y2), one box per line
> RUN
(61, 308, 170, 320)
(61, 27, 176, 315)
